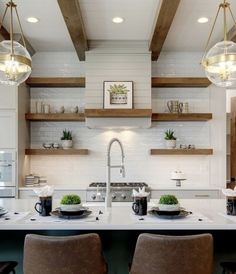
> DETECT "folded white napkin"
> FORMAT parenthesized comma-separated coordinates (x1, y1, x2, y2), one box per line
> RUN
(132, 187, 150, 198)
(222, 187, 236, 197)
(33, 185, 54, 197)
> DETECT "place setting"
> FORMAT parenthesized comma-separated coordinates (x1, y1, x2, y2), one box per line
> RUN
(131, 191, 211, 224)
(28, 187, 100, 224)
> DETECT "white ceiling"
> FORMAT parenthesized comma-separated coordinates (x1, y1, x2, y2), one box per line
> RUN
(79, 0, 161, 40)
(0, 0, 235, 53)
(163, 0, 236, 52)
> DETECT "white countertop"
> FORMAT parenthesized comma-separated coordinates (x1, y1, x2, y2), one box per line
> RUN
(0, 198, 234, 230)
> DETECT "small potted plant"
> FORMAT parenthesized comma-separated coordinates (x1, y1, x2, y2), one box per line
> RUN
(61, 129, 73, 149)
(108, 83, 129, 104)
(158, 194, 180, 211)
(60, 194, 81, 211)
(165, 129, 177, 149)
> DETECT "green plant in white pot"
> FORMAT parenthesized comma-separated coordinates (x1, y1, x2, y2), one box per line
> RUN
(165, 129, 177, 149)
(61, 129, 73, 149)
(108, 84, 129, 104)
(60, 194, 81, 211)
(158, 194, 180, 211)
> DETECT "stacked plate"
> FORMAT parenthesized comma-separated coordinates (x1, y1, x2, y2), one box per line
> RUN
(25, 174, 40, 187)
(0, 207, 8, 217)
(50, 206, 92, 220)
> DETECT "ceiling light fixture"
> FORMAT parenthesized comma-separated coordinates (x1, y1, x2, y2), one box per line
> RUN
(26, 17, 39, 23)
(112, 17, 124, 24)
(201, 0, 236, 87)
(0, 0, 32, 86)
(198, 17, 209, 23)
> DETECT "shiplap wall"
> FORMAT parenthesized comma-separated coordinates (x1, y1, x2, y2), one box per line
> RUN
(85, 41, 151, 109)
(27, 49, 226, 189)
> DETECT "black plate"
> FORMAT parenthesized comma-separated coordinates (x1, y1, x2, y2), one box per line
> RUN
(148, 207, 190, 219)
(0, 210, 8, 217)
(56, 207, 89, 216)
(50, 210, 92, 219)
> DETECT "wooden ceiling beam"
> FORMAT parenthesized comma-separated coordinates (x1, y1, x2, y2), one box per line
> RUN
(57, 0, 88, 61)
(149, 0, 181, 61)
(227, 25, 236, 43)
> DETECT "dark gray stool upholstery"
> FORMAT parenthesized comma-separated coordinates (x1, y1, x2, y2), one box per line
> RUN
(221, 262, 236, 274)
(0, 261, 17, 274)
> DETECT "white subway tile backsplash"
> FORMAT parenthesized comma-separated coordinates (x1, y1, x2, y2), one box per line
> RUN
(28, 51, 225, 190)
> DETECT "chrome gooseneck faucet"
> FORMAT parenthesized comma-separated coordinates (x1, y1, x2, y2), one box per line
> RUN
(106, 138, 125, 208)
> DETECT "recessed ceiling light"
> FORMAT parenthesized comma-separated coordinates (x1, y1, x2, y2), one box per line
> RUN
(197, 17, 209, 23)
(26, 17, 39, 23)
(112, 17, 124, 24)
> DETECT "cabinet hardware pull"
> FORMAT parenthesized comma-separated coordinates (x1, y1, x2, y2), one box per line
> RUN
(195, 194, 210, 197)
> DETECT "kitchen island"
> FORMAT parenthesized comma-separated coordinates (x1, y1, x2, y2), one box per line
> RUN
(0, 198, 236, 274)
(0, 198, 235, 230)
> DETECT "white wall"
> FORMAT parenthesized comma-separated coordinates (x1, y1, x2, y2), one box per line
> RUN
(27, 50, 226, 189)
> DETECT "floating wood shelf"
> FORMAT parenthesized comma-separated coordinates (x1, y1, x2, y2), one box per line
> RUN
(25, 113, 85, 121)
(151, 113, 212, 121)
(26, 77, 86, 88)
(25, 149, 89, 155)
(85, 109, 152, 118)
(152, 77, 211, 88)
(150, 149, 213, 155)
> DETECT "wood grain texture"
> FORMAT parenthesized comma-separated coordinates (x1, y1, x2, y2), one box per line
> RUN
(227, 25, 236, 43)
(152, 113, 212, 121)
(150, 149, 213, 155)
(85, 109, 152, 117)
(25, 113, 85, 121)
(0, 26, 10, 40)
(26, 77, 86, 87)
(152, 77, 211, 87)
(57, 0, 88, 61)
(150, 0, 181, 61)
(25, 149, 89, 155)
(231, 97, 236, 179)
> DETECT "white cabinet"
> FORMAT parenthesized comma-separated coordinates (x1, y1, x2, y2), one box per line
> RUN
(19, 189, 86, 201)
(0, 110, 16, 148)
(0, 85, 16, 109)
(151, 189, 220, 199)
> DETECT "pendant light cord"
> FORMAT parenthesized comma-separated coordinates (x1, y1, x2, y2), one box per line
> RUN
(15, 7, 27, 48)
(201, 5, 221, 63)
(9, 0, 14, 55)
(0, 5, 9, 34)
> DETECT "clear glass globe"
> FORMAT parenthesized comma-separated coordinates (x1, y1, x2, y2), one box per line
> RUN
(0, 40, 32, 86)
(203, 41, 236, 87)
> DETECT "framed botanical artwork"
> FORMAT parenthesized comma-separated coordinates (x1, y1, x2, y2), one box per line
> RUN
(103, 81, 133, 109)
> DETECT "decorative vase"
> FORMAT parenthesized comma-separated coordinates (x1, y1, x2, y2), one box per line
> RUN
(110, 93, 127, 104)
(165, 140, 176, 149)
(62, 140, 73, 149)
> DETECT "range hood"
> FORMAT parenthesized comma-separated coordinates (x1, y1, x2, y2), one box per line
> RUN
(85, 109, 152, 129)
(85, 41, 152, 129)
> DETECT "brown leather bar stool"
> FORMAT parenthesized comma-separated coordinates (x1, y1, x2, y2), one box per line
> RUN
(220, 262, 236, 274)
(23, 233, 107, 274)
(130, 233, 213, 274)
(0, 261, 17, 274)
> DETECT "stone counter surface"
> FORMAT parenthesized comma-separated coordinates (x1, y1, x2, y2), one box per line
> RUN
(0, 198, 235, 230)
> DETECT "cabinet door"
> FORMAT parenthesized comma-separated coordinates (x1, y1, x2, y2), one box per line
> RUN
(0, 110, 16, 148)
(0, 85, 17, 109)
(151, 189, 219, 199)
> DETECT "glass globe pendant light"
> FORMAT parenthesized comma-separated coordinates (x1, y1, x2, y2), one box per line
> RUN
(201, 0, 236, 87)
(0, 0, 32, 86)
